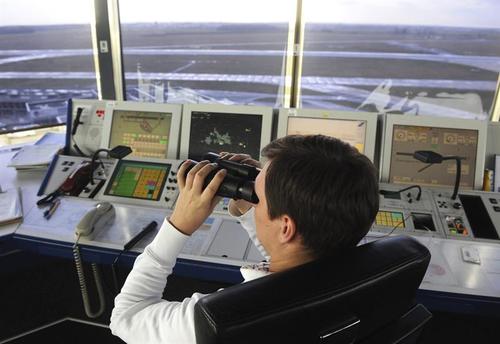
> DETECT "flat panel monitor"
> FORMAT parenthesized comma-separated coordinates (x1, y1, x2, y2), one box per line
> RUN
(381, 114, 487, 189)
(180, 104, 273, 161)
(277, 108, 378, 161)
(101, 101, 182, 159)
(104, 160, 170, 201)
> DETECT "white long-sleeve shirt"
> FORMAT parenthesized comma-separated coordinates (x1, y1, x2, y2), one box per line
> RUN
(110, 208, 269, 344)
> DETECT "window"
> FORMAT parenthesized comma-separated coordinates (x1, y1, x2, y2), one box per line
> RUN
(301, 0, 500, 120)
(0, 0, 97, 134)
(119, 0, 293, 106)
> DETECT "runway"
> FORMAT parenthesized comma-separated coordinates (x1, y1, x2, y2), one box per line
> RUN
(2, 48, 500, 72)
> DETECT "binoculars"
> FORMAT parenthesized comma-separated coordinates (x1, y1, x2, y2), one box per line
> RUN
(185, 152, 259, 203)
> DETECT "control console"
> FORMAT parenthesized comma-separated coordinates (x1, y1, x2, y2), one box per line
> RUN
(432, 189, 500, 242)
(373, 183, 443, 237)
(373, 183, 500, 243)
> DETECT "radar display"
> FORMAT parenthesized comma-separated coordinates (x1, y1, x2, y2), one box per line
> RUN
(188, 111, 262, 161)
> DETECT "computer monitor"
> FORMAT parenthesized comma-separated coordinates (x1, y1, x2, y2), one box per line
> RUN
(180, 104, 273, 161)
(104, 159, 170, 201)
(276, 108, 378, 161)
(97, 157, 183, 209)
(381, 114, 488, 189)
(101, 101, 182, 159)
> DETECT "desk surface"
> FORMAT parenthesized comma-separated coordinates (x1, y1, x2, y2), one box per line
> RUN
(2, 149, 500, 306)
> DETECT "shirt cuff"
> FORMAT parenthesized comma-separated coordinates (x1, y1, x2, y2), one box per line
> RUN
(147, 218, 190, 265)
(229, 206, 255, 221)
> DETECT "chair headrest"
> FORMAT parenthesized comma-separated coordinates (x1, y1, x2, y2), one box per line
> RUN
(195, 235, 431, 344)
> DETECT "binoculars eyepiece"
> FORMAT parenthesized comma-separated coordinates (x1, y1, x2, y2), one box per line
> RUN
(184, 152, 260, 203)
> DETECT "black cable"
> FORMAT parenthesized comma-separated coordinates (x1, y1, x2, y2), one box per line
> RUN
(111, 221, 158, 294)
(71, 107, 88, 157)
(90, 149, 110, 185)
(383, 214, 412, 238)
(449, 157, 461, 200)
(72, 143, 86, 157)
(72, 107, 84, 135)
(112, 251, 125, 294)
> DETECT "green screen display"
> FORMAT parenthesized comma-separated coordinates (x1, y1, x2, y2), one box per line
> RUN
(105, 161, 171, 201)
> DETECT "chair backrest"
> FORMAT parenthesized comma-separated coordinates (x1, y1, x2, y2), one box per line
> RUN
(194, 235, 431, 344)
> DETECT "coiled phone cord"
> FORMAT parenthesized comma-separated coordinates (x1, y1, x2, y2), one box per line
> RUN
(73, 234, 106, 319)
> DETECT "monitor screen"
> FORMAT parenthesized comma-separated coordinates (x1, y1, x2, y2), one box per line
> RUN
(104, 160, 170, 201)
(188, 111, 263, 161)
(109, 110, 172, 158)
(389, 125, 479, 188)
(287, 117, 367, 153)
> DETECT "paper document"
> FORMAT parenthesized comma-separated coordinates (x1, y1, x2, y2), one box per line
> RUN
(8, 144, 62, 169)
(0, 188, 23, 226)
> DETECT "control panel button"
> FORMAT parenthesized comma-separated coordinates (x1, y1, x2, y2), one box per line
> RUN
(494, 206, 500, 212)
(461, 247, 481, 264)
(489, 198, 498, 204)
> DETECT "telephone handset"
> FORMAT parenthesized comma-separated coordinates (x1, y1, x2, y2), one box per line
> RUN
(73, 201, 114, 319)
(75, 202, 115, 240)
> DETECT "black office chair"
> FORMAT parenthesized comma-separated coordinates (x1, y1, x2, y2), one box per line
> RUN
(194, 235, 432, 344)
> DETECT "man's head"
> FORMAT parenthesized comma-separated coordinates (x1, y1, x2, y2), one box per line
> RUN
(254, 135, 379, 260)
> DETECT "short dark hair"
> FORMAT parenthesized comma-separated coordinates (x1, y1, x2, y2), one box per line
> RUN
(261, 135, 379, 258)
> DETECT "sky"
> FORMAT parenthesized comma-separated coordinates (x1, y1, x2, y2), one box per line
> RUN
(1, 0, 500, 29)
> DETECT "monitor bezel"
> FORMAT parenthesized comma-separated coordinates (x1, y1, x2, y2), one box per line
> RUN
(179, 104, 273, 160)
(380, 114, 488, 189)
(101, 101, 182, 159)
(276, 108, 378, 162)
(97, 156, 180, 207)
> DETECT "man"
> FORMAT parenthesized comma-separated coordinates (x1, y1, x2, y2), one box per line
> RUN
(110, 134, 379, 343)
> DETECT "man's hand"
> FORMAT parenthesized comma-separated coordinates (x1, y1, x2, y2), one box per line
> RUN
(169, 160, 226, 235)
(219, 152, 261, 216)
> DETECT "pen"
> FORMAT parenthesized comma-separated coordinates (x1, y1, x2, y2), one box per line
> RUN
(124, 221, 158, 251)
(0, 146, 22, 155)
(44, 199, 61, 220)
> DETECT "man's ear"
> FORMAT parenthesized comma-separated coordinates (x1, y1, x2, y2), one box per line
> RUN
(279, 215, 297, 244)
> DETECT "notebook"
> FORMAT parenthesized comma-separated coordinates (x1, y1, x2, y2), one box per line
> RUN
(0, 187, 23, 226)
